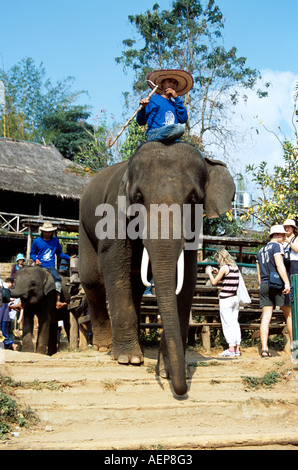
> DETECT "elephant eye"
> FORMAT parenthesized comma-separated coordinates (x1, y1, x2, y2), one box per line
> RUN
(187, 190, 200, 204)
(30, 281, 36, 288)
(134, 191, 144, 204)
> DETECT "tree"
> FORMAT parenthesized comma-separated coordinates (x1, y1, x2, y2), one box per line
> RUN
(203, 211, 244, 237)
(0, 57, 86, 143)
(119, 118, 146, 161)
(244, 141, 298, 230)
(74, 112, 116, 171)
(241, 82, 298, 231)
(41, 106, 94, 160)
(116, 0, 269, 156)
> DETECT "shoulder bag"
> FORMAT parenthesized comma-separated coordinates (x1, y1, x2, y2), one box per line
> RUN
(264, 260, 284, 289)
(237, 271, 251, 306)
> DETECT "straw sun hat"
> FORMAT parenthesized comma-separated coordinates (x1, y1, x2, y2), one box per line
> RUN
(39, 221, 57, 232)
(147, 69, 194, 96)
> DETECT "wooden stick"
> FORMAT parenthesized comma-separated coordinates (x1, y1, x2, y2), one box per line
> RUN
(108, 84, 159, 148)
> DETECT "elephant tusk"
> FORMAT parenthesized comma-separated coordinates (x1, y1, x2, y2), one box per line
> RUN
(141, 248, 151, 287)
(175, 250, 184, 295)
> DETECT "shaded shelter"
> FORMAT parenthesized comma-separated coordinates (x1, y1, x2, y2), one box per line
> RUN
(0, 138, 91, 260)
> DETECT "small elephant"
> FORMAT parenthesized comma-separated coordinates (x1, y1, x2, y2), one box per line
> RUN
(79, 142, 235, 396)
(12, 265, 70, 355)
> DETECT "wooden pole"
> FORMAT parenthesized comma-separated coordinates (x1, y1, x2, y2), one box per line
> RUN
(26, 225, 32, 261)
(108, 84, 159, 148)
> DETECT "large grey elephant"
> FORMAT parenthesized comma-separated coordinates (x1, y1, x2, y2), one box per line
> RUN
(79, 142, 235, 396)
(12, 266, 70, 355)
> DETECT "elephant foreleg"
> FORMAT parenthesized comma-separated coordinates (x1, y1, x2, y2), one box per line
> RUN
(79, 223, 112, 351)
(102, 255, 143, 365)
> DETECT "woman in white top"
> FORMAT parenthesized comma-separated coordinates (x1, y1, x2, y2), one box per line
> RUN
(283, 219, 298, 353)
(206, 249, 241, 357)
(283, 219, 298, 276)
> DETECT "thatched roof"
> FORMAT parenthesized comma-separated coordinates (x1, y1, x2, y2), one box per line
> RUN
(0, 138, 91, 199)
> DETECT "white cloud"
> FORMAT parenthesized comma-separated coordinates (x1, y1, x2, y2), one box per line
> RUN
(223, 70, 298, 192)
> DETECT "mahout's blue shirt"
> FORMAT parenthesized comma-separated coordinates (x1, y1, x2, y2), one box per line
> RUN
(30, 236, 70, 268)
(137, 94, 188, 136)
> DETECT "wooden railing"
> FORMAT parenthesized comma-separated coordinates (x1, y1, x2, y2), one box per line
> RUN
(0, 211, 79, 235)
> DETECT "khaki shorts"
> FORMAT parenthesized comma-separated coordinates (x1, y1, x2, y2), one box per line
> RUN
(259, 283, 290, 308)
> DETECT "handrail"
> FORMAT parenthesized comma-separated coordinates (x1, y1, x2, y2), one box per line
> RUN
(197, 261, 256, 269)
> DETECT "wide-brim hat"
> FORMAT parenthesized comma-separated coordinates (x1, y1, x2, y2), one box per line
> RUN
(147, 69, 194, 96)
(283, 219, 297, 229)
(269, 225, 287, 237)
(39, 221, 57, 232)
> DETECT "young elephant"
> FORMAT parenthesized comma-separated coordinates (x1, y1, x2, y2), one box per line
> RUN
(79, 142, 235, 396)
(12, 265, 70, 355)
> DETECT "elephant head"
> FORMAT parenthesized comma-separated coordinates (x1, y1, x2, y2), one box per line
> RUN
(12, 266, 55, 305)
(119, 142, 235, 395)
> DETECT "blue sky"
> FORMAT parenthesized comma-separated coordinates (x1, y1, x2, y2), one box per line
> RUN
(1, 0, 298, 186)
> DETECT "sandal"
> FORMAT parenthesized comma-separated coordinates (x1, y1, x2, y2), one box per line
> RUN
(261, 350, 272, 358)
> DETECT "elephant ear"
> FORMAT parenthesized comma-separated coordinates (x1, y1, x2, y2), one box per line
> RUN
(204, 157, 235, 219)
(43, 269, 56, 296)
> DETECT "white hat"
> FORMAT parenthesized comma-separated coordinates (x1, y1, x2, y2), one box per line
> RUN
(39, 221, 57, 232)
(283, 219, 297, 229)
(269, 225, 287, 237)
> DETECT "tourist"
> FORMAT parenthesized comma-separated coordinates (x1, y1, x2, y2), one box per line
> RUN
(206, 249, 241, 357)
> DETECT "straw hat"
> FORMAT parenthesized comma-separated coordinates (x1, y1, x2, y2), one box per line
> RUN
(283, 219, 297, 229)
(39, 221, 57, 232)
(147, 69, 194, 96)
(269, 225, 287, 237)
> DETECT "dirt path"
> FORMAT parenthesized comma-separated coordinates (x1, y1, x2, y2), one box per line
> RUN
(1, 346, 298, 450)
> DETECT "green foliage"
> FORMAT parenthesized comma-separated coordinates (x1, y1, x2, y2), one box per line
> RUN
(120, 118, 146, 161)
(140, 328, 160, 347)
(0, 57, 116, 167)
(203, 211, 244, 237)
(244, 140, 298, 230)
(74, 112, 115, 170)
(0, 391, 32, 437)
(41, 106, 93, 160)
(0, 57, 86, 143)
(241, 371, 281, 390)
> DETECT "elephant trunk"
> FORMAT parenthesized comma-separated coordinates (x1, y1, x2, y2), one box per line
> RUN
(12, 285, 28, 302)
(142, 243, 187, 396)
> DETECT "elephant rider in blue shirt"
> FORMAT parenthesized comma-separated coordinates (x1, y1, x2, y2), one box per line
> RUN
(30, 222, 75, 309)
(136, 69, 193, 144)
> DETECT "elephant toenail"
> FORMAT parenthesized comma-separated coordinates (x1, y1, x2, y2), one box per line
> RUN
(130, 356, 142, 365)
(118, 355, 129, 364)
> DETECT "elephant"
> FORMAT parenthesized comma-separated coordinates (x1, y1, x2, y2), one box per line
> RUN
(12, 265, 71, 355)
(79, 142, 235, 396)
